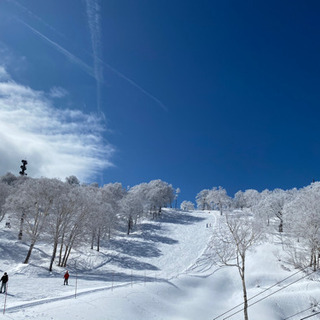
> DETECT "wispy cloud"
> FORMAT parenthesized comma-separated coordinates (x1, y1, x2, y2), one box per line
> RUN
(85, 0, 103, 112)
(0, 66, 10, 80)
(0, 67, 114, 182)
(49, 86, 68, 99)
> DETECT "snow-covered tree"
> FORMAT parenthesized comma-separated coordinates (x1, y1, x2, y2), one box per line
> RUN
(120, 189, 144, 235)
(5, 178, 60, 264)
(101, 182, 126, 239)
(0, 172, 19, 186)
(206, 187, 231, 215)
(285, 182, 320, 270)
(180, 200, 195, 211)
(58, 186, 92, 267)
(45, 180, 74, 271)
(234, 191, 246, 210)
(211, 212, 263, 320)
(146, 180, 175, 218)
(0, 181, 12, 222)
(256, 188, 296, 232)
(86, 186, 109, 252)
(65, 175, 80, 186)
(174, 188, 181, 209)
(196, 189, 210, 210)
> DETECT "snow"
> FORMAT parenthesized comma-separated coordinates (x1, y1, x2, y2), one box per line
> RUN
(0, 209, 319, 319)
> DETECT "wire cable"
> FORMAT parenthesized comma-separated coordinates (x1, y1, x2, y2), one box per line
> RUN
(300, 311, 320, 319)
(283, 305, 315, 320)
(213, 266, 309, 320)
(222, 270, 316, 320)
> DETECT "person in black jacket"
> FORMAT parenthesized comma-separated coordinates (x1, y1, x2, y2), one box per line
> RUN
(0, 272, 8, 293)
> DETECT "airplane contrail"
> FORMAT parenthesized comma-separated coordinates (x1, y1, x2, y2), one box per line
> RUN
(17, 18, 167, 111)
(85, 0, 103, 112)
(98, 58, 168, 111)
(5, 0, 66, 38)
(18, 19, 95, 79)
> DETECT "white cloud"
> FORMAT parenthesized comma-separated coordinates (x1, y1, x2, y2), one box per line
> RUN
(49, 86, 68, 98)
(0, 66, 10, 80)
(0, 67, 114, 182)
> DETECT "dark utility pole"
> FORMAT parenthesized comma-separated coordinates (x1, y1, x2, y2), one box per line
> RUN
(19, 160, 28, 176)
(18, 159, 28, 241)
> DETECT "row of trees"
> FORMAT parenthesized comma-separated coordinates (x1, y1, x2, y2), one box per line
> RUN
(0, 173, 176, 271)
(196, 183, 320, 271)
(195, 185, 320, 320)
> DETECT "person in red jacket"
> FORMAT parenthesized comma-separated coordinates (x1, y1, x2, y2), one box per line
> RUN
(64, 270, 69, 285)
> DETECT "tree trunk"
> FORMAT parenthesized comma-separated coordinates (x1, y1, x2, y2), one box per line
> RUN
(58, 233, 65, 266)
(24, 241, 35, 264)
(127, 215, 133, 235)
(241, 273, 249, 320)
(239, 255, 249, 320)
(18, 212, 25, 240)
(278, 211, 283, 233)
(219, 202, 223, 215)
(61, 245, 69, 267)
(63, 246, 72, 267)
(91, 232, 95, 250)
(49, 240, 58, 272)
(97, 228, 100, 252)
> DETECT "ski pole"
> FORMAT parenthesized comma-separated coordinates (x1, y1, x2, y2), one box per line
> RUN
(3, 283, 8, 315)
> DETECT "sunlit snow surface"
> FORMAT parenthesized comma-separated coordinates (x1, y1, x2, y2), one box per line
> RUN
(0, 209, 319, 320)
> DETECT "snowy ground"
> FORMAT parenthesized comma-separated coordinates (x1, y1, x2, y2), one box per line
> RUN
(0, 209, 319, 320)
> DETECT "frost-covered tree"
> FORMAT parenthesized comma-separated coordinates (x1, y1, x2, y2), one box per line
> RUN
(180, 200, 195, 211)
(146, 180, 175, 218)
(45, 180, 76, 271)
(211, 212, 263, 320)
(285, 183, 320, 270)
(174, 188, 181, 209)
(243, 189, 261, 209)
(85, 186, 109, 252)
(1, 172, 19, 186)
(120, 190, 143, 235)
(5, 178, 60, 264)
(58, 186, 92, 267)
(65, 175, 80, 186)
(254, 188, 297, 232)
(196, 189, 210, 210)
(234, 191, 246, 210)
(101, 182, 126, 239)
(206, 187, 231, 215)
(0, 182, 12, 222)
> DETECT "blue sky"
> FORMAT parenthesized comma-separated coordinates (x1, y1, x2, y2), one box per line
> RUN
(0, 0, 319, 203)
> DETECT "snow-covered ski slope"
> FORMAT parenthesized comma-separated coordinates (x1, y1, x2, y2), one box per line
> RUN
(0, 209, 319, 320)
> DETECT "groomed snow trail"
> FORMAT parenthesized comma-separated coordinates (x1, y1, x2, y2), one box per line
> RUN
(1, 209, 218, 319)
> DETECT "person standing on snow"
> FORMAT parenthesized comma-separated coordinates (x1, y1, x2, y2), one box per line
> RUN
(0, 272, 8, 293)
(64, 270, 69, 285)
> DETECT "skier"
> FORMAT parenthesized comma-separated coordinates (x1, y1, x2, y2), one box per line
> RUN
(0, 272, 8, 293)
(64, 270, 69, 285)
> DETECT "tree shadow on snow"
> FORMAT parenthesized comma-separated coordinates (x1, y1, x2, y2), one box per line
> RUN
(106, 254, 159, 271)
(108, 239, 162, 258)
(72, 270, 162, 284)
(0, 240, 29, 264)
(160, 212, 206, 225)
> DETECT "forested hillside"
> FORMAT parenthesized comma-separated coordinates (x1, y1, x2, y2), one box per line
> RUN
(1, 173, 320, 319)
